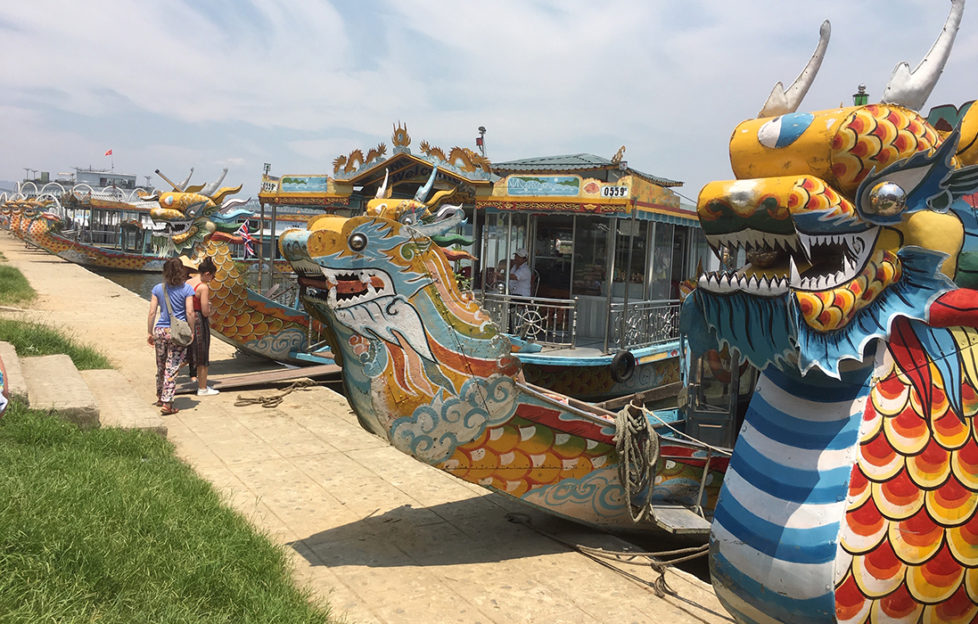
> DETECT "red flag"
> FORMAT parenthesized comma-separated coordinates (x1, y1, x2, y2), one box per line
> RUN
(104, 149, 112, 156)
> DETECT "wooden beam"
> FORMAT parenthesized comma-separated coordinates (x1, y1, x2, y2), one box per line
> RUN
(176, 363, 342, 395)
(594, 382, 681, 411)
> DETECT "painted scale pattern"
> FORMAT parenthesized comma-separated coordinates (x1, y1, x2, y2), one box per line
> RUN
(836, 336, 978, 623)
(203, 238, 325, 363)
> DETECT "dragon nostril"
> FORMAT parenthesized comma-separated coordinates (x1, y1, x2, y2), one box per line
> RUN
(348, 232, 367, 252)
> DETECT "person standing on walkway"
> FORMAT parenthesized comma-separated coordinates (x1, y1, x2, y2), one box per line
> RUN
(147, 257, 196, 414)
(186, 256, 220, 396)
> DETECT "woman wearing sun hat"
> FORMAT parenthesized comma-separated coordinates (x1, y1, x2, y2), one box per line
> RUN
(186, 256, 220, 396)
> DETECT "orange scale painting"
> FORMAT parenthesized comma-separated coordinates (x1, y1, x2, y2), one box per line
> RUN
(860, 433, 905, 482)
(842, 497, 887, 554)
(923, 584, 978, 624)
(932, 409, 971, 451)
(946, 513, 978, 567)
(884, 407, 931, 456)
(925, 475, 978, 527)
(887, 507, 944, 565)
(873, 469, 925, 520)
(851, 538, 906, 598)
(834, 572, 872, 624)
(950, 437, 978, 490)
(870, 583, 923, 623)
(872, 374, 910, 416)
(905, 438, 951, 489)
(905, 544, 966, 605)
(847, 465, 872, 510)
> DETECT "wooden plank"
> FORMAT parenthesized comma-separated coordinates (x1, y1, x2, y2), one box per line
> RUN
(176, 363, 342, 394)
(652, 505, 711, 535)
(595, 382, 681, 411)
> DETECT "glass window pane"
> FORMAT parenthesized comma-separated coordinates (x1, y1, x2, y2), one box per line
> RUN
(572, 215, 608, 297)
(612, 218, 647, 300)
(650, 223, 674, 299)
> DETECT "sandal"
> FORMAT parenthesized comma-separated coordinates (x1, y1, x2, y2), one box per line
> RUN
(154, 400, 163, 407)
(160, 404, 179, 415)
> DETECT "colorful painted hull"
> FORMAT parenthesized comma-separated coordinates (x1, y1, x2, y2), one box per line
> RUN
(279, 186, 724, 533)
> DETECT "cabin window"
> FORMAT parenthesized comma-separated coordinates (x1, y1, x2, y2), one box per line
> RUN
(612, 218, 648, 300)
(533, 214, 573, 299)
(480, 212, 528, 294)
(571, 215, 608, 297)
(650, 223, 674, 299)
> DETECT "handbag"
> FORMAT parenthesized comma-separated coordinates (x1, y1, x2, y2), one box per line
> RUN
(161, 284, 194, 347)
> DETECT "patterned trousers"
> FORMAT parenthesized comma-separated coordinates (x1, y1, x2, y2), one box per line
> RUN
(154, 326, 188, 403)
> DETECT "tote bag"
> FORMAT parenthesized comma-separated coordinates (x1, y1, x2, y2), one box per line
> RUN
(162, 284, 194, 347)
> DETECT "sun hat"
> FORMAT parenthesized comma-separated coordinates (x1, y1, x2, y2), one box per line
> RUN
(177, 255, 199, 273)
(514, 248, 528, 258)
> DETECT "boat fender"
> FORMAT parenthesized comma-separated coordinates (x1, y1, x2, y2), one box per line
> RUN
(610, 350, 636, 383)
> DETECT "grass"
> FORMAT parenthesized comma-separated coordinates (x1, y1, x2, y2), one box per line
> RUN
(0, 319, 111, 370)
(0, 264, 36, 306)
(0, 400, 332, 623)
(0, 259, 332, 622)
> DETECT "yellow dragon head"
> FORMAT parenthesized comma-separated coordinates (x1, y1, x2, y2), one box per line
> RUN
(686, 2, 978, 377)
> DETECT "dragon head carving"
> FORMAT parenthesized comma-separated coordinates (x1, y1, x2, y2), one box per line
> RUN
(687, 0, 978, 377)
(279, 167, 515, 437)
(143, 168, 251, 254)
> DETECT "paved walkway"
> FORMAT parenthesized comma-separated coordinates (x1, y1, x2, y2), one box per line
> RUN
(0, 235, 732, 624)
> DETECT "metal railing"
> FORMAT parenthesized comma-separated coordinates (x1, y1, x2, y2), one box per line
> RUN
(482, 292, 577, 348)
(606, 298, 681, 352)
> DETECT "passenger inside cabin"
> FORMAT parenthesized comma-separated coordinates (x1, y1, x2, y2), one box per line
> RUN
(508, 248, 532, 297)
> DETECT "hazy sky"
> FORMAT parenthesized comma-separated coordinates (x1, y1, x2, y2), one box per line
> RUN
(2, 0, 976, 205)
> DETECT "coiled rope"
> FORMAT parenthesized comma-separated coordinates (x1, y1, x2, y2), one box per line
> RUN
(233, 379, 318, 408)
(614, 401, 660, 523)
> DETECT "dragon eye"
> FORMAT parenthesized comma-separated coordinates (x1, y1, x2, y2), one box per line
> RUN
(401, 215, 415, 225)
(866, 181, 906, 217)
(348, 232, 367, 252)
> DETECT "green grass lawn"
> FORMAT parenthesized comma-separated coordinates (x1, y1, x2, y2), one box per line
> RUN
(0, 260, 333, 623)
(0, 264, 36, 307)
(0, 400, 332, 623)
(0, 319, 111, 370)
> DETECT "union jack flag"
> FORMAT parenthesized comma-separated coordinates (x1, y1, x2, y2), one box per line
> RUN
(234, 221, 255, 257)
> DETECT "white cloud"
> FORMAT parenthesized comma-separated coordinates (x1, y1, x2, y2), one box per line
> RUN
(1, 0, 976, 203)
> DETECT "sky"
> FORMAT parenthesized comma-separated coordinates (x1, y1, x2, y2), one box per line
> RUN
(2, 0, 977, 206)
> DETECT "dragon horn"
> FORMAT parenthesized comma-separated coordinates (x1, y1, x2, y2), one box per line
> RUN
(414, 166, 438, 202)
(882, 0, 964, 111)
(176, 168, 194, 191)
(200, 168, 228, 197)
(376, 169, 389, 198)
(758, 20, 830, 117)
(155, 169, 184, 191)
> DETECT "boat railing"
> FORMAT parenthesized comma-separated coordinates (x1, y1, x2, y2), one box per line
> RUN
(605, 298, 681, 352)
(482, 292, 577, 348)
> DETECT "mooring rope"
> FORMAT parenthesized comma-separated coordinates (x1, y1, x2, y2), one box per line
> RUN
(506, 513, 730, 620)
(614, 401, 661, 523)
(233, 379, 317, 408)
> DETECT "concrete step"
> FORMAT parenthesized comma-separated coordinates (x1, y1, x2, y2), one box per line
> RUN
(80, 369, 167, 436)
(0, 341, 27, 402)
(21, 354, 99, 428)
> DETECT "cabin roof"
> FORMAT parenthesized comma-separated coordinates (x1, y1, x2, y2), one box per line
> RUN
(490, 153, 682, 188)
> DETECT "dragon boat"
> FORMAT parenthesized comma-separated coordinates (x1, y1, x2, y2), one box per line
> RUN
(278, 168, 729, 534)
(682, 1, 978, 621)
(261, 126, 712, 404)
(6, 170, 302, 273)
(141, 173, 337, 366)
